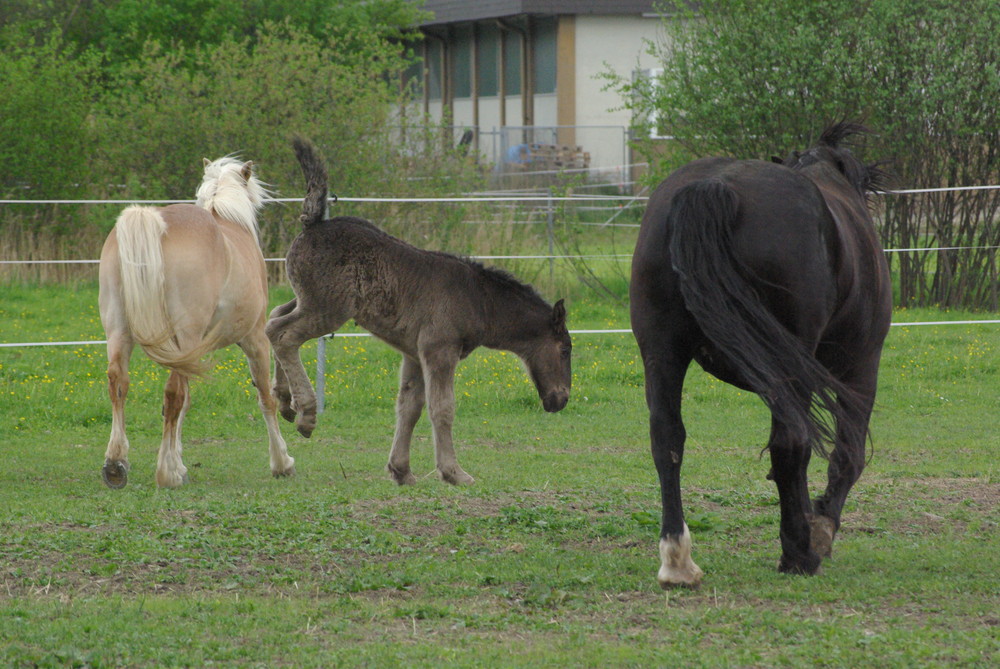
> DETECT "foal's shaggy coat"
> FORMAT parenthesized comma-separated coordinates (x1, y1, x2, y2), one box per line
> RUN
(266, 138, 572, 485)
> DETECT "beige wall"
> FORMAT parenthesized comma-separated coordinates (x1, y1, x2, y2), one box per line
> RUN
(571, 14, 665, 171)
(573, 14, 665, 128)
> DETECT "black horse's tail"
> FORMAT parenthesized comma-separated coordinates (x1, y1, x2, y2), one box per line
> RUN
(292, 136, 328, 226)
(668, 179, 857, 457)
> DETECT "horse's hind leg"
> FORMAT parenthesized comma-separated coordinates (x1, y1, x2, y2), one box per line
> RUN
(103, 331, 134, 489)
(811, 365, 880, 558)
(768, 414, 822, 575)
(266, 301, 347, 438)
(239, 328, 296, 478)
(420, 345, 474, 485)
(386, 355, 425, 485)
(267, 299, 297, 423)
(641, 347, 703, 588)
(155, 371, 191, 488)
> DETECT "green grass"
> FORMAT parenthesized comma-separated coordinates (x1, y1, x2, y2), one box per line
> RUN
(1, 283, 998, 667)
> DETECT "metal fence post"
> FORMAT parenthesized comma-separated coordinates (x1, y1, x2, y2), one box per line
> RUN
(316, 335, 327, 413)
(547, 187, 555, 282)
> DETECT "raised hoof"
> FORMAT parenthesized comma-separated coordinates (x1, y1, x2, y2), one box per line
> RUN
(101, 460, 129, 489)
(279, 405, 297, 423)
(440, 468, 475, 486)
(387, 464, 417, 486)
(296, 417, 315, 438)
(809, 514, 837, 559)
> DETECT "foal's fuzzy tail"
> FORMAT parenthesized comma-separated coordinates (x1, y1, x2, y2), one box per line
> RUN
(291, 136, 329, 226)
(667, 180, 855, 458)
(114, 206, 210, 377)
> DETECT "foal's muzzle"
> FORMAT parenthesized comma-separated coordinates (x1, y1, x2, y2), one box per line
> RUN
(542, 389, 569, 413)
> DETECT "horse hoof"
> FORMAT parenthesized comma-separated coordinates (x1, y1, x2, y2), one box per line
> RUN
(387, 464, 417, 486)
(101, 460, 129, 489)
(657, 530, 703, 588)
(778, 552, 822, 575)
(296, 422, 314, 438)
(440, 469, 475, 486)
(809, 515, 837, 558)
(657, 567, 703, 590)
(279, 406, 297, 423)
(155, 470, 190, 489)
(272, 465, 296, 478)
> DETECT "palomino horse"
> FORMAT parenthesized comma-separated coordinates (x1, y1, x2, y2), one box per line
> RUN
(266, 138, 572, 485)
(98, 157, 296, 488)
(630, 122, 891, 587)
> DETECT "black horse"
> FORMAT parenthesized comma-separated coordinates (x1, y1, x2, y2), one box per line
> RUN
(630, 122, 892, 587)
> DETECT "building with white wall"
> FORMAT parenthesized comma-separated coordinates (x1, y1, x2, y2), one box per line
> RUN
(409, 1, 668, 177)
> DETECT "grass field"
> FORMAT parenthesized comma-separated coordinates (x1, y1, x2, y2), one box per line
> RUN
(1, 282, 998, 667)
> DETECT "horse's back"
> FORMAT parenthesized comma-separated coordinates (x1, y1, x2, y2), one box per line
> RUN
(284, 216, 504, 356)
(158, 203, 267, 349)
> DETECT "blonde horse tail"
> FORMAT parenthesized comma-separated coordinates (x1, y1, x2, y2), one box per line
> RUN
(114, 206, 211, 377)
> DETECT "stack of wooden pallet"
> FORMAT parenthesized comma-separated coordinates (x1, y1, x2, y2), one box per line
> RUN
(527, 144, 591, 171)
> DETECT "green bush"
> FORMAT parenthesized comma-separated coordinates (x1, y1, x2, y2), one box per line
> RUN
(608, 0, 1000, 309)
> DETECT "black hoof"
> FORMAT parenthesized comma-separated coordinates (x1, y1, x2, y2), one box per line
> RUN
(778, 551, 822, 575)
(102, 460, 129, 489)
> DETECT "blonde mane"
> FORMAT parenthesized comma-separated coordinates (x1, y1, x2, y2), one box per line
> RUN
(195, 156, 269, 242)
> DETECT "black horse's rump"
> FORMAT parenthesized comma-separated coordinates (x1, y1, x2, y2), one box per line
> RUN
(631, 122, 892, 586)
(668, 177, 856, 457)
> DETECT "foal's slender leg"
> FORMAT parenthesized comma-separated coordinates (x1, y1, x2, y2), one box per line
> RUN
(155, 371, 190, 488)
(642, 348, 702, 588)
(103, 331, 134, 489)
(387, 355, 425, 485)
(267, 299, 297, 423)
(767, 414, 822, 575)
(811, 362, 880, 557)
(419, 345, 473, 485)
(266, 303, 348, 438)
(239, 328, 296, 478)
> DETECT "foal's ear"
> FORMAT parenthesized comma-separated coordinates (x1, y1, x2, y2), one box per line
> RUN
(203, 158, 211, 168)
(551, 298, 567, 328)
(241, 160, 254, 181)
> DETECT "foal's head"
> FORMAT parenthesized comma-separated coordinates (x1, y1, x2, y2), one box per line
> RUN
(524, 299, 572, 413)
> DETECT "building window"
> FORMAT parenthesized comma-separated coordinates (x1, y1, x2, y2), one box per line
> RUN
(533, 17, 557, 95)
(403, 55, 423, 98)
(426, 39, 442, 100)
(452, 24, 473, 99)
(477, 23, 500, 97)
(503, 30, 521, 95)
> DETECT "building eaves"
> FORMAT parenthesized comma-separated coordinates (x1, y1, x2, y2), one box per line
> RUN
(416, 1, 663, 26)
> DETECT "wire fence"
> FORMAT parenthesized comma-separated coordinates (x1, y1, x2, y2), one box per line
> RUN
(3, 318, 998, 350)
(2, 185, 1000, 265)
(2, 187, 998, 352)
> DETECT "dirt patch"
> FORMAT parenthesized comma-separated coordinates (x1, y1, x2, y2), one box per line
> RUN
(842, 475, 1000, 535)
(2, 477, 996, 602)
